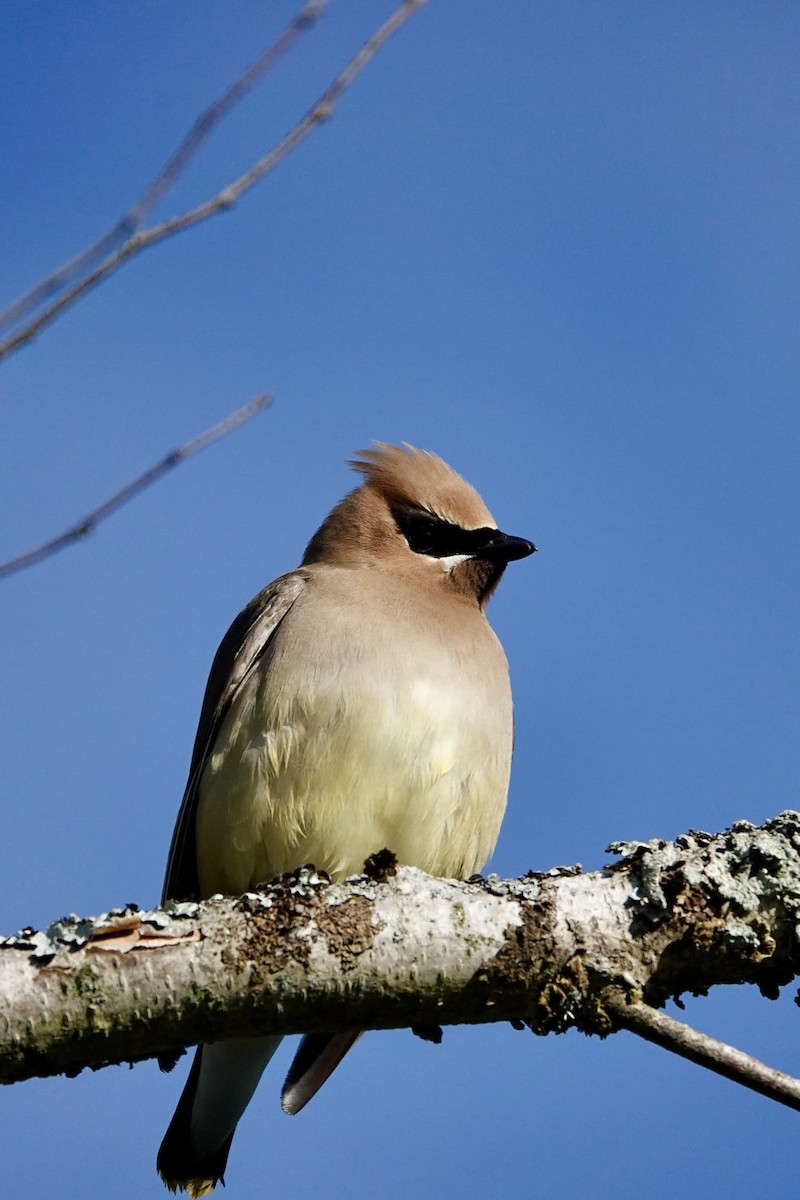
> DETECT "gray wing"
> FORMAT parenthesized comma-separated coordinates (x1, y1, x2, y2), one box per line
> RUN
(162, 570, 308, 903)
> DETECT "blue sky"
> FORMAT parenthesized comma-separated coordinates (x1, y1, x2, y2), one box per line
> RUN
(1, 3, 798, 1197)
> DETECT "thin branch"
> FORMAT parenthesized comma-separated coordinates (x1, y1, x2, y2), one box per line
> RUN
(0, 393, 272, 580)
(607, 992, 800, 1114)
(0, 0, 429, 365)
(0, 1, 325, 338)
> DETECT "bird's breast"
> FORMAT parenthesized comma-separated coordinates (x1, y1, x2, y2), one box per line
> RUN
(195, 588, 513, 895)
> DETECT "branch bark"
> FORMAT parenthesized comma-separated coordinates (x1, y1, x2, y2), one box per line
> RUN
(2, 812, 799, 1107)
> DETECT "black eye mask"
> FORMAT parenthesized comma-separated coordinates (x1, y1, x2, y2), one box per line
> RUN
(392, 506, 533, 562)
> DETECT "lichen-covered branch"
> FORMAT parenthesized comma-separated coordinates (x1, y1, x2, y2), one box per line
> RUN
(2, 812, 800, 1102)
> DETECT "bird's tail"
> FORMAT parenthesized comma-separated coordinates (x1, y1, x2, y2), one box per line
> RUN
(281, 1031, 363, 1115)
(157, 1035, 282, 1196)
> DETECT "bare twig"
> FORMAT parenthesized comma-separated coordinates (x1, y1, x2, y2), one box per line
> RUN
(0, 2, 325, 338)
(607, 992, 800, 1114)
(0, 0, 429, 364)
(0, 393, 272, 580)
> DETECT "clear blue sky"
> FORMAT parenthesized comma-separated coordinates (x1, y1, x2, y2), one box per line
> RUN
(1, 3, 799, 1197)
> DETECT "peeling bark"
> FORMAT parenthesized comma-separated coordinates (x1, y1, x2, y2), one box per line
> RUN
(1, 812, 799, 1088)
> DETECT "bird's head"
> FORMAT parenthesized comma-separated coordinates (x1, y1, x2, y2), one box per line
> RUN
(303, 442, 535, 607)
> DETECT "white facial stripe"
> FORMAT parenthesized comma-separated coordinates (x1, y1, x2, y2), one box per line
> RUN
(439, 553, 471, 572)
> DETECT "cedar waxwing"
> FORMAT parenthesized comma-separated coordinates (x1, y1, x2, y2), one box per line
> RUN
(157, 444, 535, 1195)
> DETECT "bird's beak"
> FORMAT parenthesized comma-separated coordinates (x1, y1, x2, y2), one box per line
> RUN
(474, 531, 537, 563)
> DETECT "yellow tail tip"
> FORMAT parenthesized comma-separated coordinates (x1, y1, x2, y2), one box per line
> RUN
(158, 1171, 218, 1197)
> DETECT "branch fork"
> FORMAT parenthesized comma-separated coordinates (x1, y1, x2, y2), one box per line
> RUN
(1, 812, 799, 1115)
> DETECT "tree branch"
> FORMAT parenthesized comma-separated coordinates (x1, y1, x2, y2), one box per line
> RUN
(606, 992, 800, 1113)
(0, 0, 429, 364)
(0, 392, 271, 580)
(0, 2, 325, 339)
(2, 812, 800, 1109)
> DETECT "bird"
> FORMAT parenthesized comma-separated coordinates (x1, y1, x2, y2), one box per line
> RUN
(157, 442, 535, 1196)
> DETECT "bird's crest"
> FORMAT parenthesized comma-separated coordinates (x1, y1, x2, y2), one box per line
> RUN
(349, 442, 494, 530)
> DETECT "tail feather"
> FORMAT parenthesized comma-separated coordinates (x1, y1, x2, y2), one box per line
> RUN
(158, 1036, 282, 1195)
(281, 1031, 362, 1115)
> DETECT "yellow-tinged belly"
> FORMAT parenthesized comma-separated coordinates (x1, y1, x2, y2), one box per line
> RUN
(195, 652, 512, 896)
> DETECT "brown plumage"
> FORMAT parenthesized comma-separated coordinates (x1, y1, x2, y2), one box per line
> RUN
(157, 443, 535, 1196)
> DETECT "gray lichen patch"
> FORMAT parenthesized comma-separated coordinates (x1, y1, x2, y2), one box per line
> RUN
(609, 810, 800, 923)
(603, 811, 800, 1005)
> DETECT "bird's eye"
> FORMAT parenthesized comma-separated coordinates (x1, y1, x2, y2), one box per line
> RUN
(410, 519, 439, 554)
(393, 509, 446, 555)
